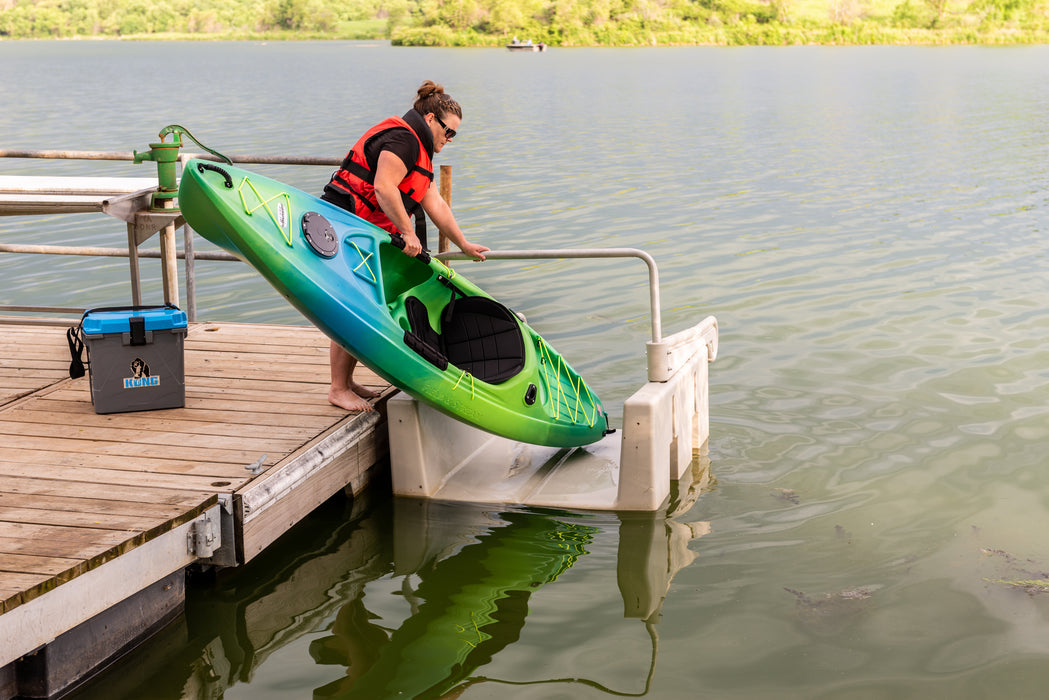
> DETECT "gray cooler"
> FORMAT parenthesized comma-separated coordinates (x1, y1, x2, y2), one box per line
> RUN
(76, 305, 188, 414)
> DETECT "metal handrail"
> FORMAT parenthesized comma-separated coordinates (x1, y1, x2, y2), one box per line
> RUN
(437, 248, 662, 344)
(0, 149, 340, 167)
(1, 149, 334, 321)
(0, 242, 233, 261)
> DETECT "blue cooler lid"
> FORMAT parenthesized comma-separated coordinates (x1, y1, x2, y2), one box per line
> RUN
(82, 306, 188, 335)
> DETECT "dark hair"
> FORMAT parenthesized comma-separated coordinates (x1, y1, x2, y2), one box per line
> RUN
(413, 80, 462, 120)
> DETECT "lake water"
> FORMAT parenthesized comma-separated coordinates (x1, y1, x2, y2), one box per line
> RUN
(3, 41, 1049, 699)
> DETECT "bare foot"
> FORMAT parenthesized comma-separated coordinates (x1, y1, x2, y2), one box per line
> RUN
(351, 382, 381, 399)
(329, 386, 375, 412)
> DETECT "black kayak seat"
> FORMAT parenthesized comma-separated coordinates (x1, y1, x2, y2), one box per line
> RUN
(403, 295, 525, 384)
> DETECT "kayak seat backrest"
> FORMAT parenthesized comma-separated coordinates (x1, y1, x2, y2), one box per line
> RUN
(402, 295, 525, 384)
(441, 296, 525, 384)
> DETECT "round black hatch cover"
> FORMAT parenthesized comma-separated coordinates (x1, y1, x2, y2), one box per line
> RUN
(301, 212, 338, 258)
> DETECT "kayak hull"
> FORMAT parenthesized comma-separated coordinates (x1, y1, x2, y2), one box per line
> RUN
(178, 159, 608, 447)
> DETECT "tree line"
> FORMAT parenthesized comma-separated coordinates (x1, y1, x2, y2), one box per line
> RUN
(1, 0, 1046, 43)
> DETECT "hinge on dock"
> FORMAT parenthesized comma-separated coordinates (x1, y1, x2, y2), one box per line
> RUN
(188, 515, 219, 558)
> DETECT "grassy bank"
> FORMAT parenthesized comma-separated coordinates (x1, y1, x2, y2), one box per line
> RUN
(1, 0, 1047, 45)
(391, 23, 1049, 46)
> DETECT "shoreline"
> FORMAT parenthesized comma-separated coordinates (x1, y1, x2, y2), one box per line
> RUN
(2, 28, 1048, 47)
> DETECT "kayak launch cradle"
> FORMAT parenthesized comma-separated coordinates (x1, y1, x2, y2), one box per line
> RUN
(389, 248, 719, 512)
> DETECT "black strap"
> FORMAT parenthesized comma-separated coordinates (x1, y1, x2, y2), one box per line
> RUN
(410, 163, 435, 180)
(342, 159, 375, 186)
(66, 325, 86, 379)
(403, 195, 428, 250)
(128, 316, 147, 346)
(403, 296, 448, 370)
(80, 303, 178, 316)
(438, 275, 466, 328)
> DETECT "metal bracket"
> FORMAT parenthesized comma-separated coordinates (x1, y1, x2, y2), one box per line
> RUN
(187, 514, 220, 558)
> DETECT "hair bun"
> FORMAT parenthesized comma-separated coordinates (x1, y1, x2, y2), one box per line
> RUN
(413, 80, 461, 119)
(417, 80, 445, 100)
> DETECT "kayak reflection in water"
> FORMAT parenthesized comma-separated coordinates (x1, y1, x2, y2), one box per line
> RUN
(309, 511, 599, 699)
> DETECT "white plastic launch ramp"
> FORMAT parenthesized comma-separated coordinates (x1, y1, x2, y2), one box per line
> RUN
(388, 249, 718, 512)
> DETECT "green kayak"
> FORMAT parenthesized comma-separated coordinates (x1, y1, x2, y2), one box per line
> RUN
(178, 159, 611, 447)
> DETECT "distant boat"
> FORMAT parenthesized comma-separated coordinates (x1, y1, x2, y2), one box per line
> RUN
(507, 42, 546, 52)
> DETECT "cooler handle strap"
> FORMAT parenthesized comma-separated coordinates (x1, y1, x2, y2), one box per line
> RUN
(80, 303, 179, 316)
(66, 324, 86, 379)
(128, 316, 147, 346)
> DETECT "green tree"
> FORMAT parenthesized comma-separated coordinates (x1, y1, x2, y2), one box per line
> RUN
(892, 0, 932, 26)
(264, 0, 310, 29)
(968, 0, 1036, 20)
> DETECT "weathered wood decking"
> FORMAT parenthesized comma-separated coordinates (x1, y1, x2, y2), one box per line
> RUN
(0, 319, 393, 696)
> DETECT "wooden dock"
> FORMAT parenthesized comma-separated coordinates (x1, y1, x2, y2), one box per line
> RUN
(0, 319, 393, 698)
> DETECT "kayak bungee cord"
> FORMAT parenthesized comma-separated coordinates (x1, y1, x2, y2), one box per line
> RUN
(536, 337, 599, 427)
(349, 241, 377, 283)
(238, 176, 293, 246)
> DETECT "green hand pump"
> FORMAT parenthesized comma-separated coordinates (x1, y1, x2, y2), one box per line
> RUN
(134, 125, 231, 211)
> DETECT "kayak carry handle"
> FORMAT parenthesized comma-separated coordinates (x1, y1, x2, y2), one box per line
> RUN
(390, 232, 431, 264)
(196, 161, 234, 189)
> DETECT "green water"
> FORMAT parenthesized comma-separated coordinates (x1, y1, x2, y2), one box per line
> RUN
(2, 41, 1049, 698)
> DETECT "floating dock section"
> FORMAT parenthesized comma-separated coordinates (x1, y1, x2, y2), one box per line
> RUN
(0, 320, 393, 699)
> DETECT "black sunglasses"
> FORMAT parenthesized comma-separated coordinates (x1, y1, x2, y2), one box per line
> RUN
(435, 114, 456, 140)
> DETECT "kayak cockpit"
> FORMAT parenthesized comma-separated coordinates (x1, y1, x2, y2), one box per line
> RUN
(404, 294, 526, 384)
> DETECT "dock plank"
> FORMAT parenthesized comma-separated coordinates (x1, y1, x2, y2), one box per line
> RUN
(0, 474, 212, 506)
(0, 524, 143, 558)
(1, 433, 278, 466)
(0, 491, 193, 520)
(0, 506, 182, 532)
(42, 386, 347, 417)
(0, 408, 312, 441)
(0, 573, 51, 601)
(21, 399, 351, 429)
(0, 419, 307, 454)
(0, 554, 82, 576)
(0, 457, 255, 485)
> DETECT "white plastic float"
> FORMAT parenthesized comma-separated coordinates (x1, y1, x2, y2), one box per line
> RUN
(388, 248, 718, 512)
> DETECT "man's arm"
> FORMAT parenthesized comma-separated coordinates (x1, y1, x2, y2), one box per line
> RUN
(372, 150, 424, 256)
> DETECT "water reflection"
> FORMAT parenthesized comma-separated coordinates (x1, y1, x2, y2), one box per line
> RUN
(315, 505, 602, 699)
(69, 458, 712, 700)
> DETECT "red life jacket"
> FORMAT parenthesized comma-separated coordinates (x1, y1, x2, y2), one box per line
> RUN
(326, 115, 434, 244)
